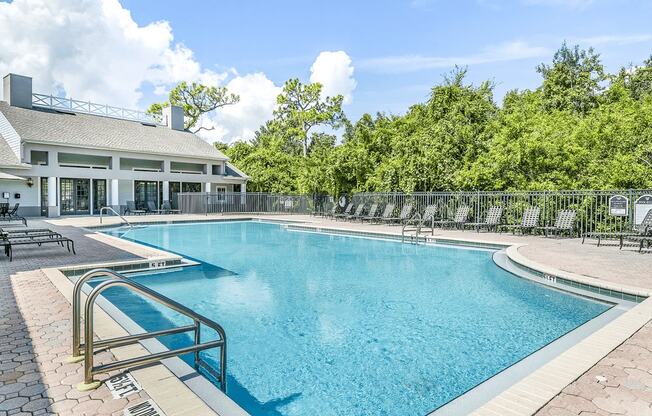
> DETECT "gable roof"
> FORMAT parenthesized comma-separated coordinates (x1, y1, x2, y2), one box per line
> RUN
(0, 101, 228, 161)
(0, 131, 25, 168)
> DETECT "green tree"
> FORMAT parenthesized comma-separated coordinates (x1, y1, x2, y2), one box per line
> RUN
(274, 79, 346, 157)
(536, 43, 607, 114)
(149, 81, 239, 132)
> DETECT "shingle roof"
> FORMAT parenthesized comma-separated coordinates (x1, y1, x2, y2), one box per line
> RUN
(0, 131, 22, 167)
(0, 101, 228, 161)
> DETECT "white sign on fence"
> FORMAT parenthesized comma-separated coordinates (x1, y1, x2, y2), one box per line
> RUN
(635, 195, 652, 225)
(608, 195, 628, 216)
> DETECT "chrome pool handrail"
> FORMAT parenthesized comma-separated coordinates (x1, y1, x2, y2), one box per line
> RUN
(402, 212, 423, 244)
(71, 268, 227, 392)
(99, 206, 132, 228)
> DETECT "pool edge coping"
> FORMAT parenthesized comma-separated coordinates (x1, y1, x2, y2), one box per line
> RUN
(46, 217, 652, 416)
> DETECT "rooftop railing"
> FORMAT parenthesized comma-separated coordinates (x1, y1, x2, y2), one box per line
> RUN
(32, 93, 163, 125)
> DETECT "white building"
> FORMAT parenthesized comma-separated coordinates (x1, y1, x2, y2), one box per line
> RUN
(0, 73, 248, 217)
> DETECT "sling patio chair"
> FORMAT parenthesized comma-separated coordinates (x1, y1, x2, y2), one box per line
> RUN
(583, 209, 652, 249)
(465, 206, 504, 232)
(333, 203, 355, 221)
(344, 203, 367, 221)
(402, 204, 438, 236)
(362, 203, 394, 223)
(124, 201, 146, 215)
(353, 203, 378, 222)
(432, 206, 470, 229)
(161, 201, 181, 214)
(535, 209, 577, 237)
(147, 201, 165, 214)
(324, 204, 339, 219)
(501, 207, 541, 235)
(0, 203, 27, 226)
(0, 227, 62, 239)
(380, 204, 414, 225)
(625, 233, 652, 252)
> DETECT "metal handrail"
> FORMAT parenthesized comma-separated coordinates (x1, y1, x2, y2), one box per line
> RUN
(71, 269, 227, 392)
(402, 213, 422, 243)
(99, 206, 132, 228)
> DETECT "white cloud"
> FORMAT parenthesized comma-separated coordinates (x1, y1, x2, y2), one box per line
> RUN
(359, 41, 550, 73)
(310, 51, 357, 104)
(573, 34, 652, 47)
(196, 73, 281, 144)
(0, 0, 225, 108)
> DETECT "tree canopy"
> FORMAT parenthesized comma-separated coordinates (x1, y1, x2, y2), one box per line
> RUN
(218, 44, 652, 194)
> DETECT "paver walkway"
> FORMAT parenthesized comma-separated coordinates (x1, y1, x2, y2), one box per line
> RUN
(0, 268, 150, 415)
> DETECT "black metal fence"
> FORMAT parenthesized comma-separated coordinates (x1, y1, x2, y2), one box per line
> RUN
(177, 189, 652, 235)
(351, 190, 652, 235)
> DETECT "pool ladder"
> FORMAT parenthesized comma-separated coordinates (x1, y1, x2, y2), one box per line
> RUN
(99, 206, 133, 228)
(69, 268, 227, 392)
(401, 213, 427, 245)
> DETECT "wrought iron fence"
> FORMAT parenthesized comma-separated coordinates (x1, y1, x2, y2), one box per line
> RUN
(178, 192, 311, 215)
(351, 190, 652, 235)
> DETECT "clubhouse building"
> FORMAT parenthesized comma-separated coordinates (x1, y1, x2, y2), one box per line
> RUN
(0, 73, 248, 217)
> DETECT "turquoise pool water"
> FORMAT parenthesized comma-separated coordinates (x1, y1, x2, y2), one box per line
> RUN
(102, 221, 609, 416)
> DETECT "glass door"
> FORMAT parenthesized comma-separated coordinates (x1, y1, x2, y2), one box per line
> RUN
(40, 177, 48, 216)
(169, 182, 180, 209)
(134, 181, 159, 210)
(60, 178, 90, 215)
(93, 179, 107, 213)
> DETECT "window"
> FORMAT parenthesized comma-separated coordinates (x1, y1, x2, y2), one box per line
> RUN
(181, 182, 202, 193)
(30, 150, 48, 166)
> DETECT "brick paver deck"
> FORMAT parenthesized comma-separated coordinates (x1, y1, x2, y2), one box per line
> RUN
(0, 268, 150, 416)
(1, 214, 651, 415)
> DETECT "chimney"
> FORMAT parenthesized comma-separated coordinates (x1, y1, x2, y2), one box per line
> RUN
(3, 73, 32, 109)
(162, 105, 184, 131)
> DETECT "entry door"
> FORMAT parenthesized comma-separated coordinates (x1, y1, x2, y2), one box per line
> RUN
(60, 178, 90, 215)
(93, 179, 107, 212)
(40, 177, 48, 216)
(134, 181, 159, 210)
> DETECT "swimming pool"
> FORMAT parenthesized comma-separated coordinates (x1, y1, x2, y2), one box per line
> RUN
(102, 221, 610, 416)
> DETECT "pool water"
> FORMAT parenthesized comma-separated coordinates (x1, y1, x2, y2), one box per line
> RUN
(102, 221, 609, 416)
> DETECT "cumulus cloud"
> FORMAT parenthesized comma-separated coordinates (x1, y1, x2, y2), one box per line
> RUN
(310, 51, 357, 104)
(196, 72, 281, 144)
(0, 0, 225, 107)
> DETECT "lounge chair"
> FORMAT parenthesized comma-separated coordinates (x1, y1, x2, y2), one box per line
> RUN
(583, 209, 652, 248)
(502, 207, 540, 235)
(432, 206, 470, 229)
(124, 201, 146, 215)
(381, 204, 413, 225)
(0, 233, 75, 261)
(345, 204, 367, 221)
(362, 203, 394, 223)
(626, 234, 652, 252)
(161, 201, 181, 214)
(147, 201, 165, 214)
(536, 209, 577, 237)
(324, 204, 339, 219)
(354, 203, 378, 222)
(403, 205, 438, 236)
(465, 206, 503, 232)
(333, 203, 354, 221)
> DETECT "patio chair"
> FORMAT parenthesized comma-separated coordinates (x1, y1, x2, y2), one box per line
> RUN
(362, 203, 394, 223)
(354, 203, 378, 222)
(381, 204, 413, 224)
(333, 203, 354, 221)
(583, 209, 652, 248)
(147, 201, 164, 214)
(0, 203, 27, 226)
(432, 206, 470, 229)
(161, 201, 181, 214)
(124, 201, 146, 215)
(502, 207, 540, 235)
(324, 204, 339, 219)
(403, 205, 438, 236)
(345, 203, 368, 221)
(465, 206, 503, 232)
(536, 209, 577, 237)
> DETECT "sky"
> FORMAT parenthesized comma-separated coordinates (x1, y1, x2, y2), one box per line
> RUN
(1, 0, 651, 144)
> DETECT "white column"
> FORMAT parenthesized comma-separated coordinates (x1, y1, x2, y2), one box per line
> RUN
(240, 182, 246, 205)
(205, 182, 211, 193)
(111, 179, 119, 213)
(47, 176, 58, 217)
(89, 179, 94, 215)
(162, 181, 170, 202)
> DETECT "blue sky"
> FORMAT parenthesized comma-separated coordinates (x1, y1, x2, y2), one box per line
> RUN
(1, 0, 651, 143)
(122, 0, 652, 120)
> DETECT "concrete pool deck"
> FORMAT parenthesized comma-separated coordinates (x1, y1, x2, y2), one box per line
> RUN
(0, 213, 651, 415)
